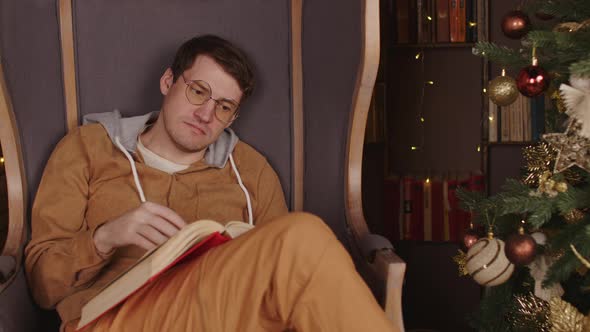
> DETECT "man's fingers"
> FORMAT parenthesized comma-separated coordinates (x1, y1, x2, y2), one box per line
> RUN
(132, 233, 158, 251)
(138, 224, 169, 246)
(143, 202, 186, 229)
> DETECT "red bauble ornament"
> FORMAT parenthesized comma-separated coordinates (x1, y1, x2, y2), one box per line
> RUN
(462, 229, 479, 250)
(501, 10, 531, 39)
(505, 228, 537, 266)
(516, 64, 550, 97)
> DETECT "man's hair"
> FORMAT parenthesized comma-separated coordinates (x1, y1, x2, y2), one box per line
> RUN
(170, 35, 255, 100)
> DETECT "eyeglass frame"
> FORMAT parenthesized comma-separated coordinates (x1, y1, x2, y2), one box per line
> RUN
(180, 74, 241, 124)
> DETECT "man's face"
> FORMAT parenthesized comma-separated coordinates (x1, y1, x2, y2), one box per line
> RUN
(159, 55, 243, 155)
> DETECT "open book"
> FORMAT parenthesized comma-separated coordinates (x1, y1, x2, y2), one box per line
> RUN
(77, 220, 253, 331)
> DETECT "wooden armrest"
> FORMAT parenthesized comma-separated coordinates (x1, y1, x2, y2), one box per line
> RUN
(371, 249, 406, 332)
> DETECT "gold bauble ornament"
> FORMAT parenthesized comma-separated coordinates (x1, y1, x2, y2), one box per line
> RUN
(466, 236, 514, 286)
(564, 209, 585, 224)
(549, 297, 590, 332)
(488, 74, 519, 106)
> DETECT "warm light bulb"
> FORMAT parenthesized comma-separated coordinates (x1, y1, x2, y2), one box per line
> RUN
(469, 22, 477, 27)
(476, 145, 481, 152)
(489, 115, 494, 121)
(420, 117, 425, 122)
(483, 88, 487, 93)
(415, 53, 421, 59)
(427, 16, 432, 21)
(411, 146, 417, 151)
(426, 81, 434, 85)
(425, 178, 430, 184)
(0, 157, 4, 163)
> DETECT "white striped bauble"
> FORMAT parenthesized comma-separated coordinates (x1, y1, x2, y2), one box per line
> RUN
(466, 237, 514, 286)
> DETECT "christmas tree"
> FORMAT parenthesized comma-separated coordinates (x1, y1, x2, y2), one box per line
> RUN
(457, 0, 590, 330)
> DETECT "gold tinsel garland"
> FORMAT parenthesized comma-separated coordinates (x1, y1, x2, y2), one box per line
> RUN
(508, 293, 551, 332)
(549, 297, 590, 332)
(452, 250, 469, 276)
(524, 142, 557, 186)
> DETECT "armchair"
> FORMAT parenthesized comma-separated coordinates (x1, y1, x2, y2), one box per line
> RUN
(0, 0, 405, 331)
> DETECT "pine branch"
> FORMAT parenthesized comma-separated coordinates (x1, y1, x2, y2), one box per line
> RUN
(570, 57, 590, 77)
(473, 42, 529, 69)
(535, 0, 590, 21)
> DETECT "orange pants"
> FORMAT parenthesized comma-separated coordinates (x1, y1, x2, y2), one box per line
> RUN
(77, 212, 396, 332)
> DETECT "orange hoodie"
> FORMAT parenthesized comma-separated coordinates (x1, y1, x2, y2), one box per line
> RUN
(24, 113, 288, 329)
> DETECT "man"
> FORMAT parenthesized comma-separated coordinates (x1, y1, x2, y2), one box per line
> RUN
(25, 35, 396, 332)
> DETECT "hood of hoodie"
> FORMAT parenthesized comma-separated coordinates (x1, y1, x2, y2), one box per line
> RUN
(83, 110, 239, 168)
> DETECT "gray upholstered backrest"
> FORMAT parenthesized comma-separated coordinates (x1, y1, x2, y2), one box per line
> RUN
(1, 2, 66, 331)
(72, 0, 293, 206)
(1, 1, 294, 331)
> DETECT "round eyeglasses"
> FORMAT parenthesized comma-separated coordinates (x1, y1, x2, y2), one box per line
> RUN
(181, 75, 240, 124)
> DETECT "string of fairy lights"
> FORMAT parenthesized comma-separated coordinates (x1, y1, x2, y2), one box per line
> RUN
(406, 11, 481, 154)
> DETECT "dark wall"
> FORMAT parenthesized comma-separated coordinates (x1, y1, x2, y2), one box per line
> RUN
(302, 0, 361, 248)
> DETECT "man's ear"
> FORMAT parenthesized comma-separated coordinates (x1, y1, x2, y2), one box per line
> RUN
(224, 113, 239, 128)
(160, 68, 174, 95)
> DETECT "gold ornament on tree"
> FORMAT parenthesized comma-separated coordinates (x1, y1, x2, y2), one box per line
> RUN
(466, 231, 514, 286)
(543, 120, 590, 173)
(488, 69, 519, 106)
(531, 171, 569, 197)
(523, 142, 556, 186)
(553, 19, 590, 33)
(549, 297, 590, 332)
(452, 249, 469, 276)
(564, 209, 585, 224)
(507, 293, 551, 332)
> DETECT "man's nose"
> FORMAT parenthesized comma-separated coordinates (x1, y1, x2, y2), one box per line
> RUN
(193, 99, 216, 123)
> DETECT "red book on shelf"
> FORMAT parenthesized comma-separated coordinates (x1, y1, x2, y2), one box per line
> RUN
(457, 0, 467, 42)
(383, 177, 402, 241)
(411, 178, 425, 241)
(436, 0, 450, 42)
(446, 178, 461, 242)
(395, 0, 410, 43)
(402, 176, 413, 240)
(430, 178, 445, 241)
(449, 0, 459, 42)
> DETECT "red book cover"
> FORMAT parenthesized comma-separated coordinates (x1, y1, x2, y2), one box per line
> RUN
(402, 176, 413, 240)
(449, 0, 459, 42)
(77, 232, 231, 331)
(430, 178, 445, 241)
(457, 177, 472, 238)
(411, 178, 424, 241)
(436, 0, 450, 42)
(457, 0, 467, 42)
(383, 177, 402, 241)
(446, 178, 460, 242)
(395, 0, 410, 43)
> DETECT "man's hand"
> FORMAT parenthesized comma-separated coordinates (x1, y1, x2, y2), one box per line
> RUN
(93, 201, 187, 254)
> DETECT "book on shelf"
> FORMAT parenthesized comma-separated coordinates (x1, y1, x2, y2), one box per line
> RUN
(531, 96, 545, 141)
(384, 176, 403, 241)
(465, 0, 477, 42)
(488, 99, 498, 143)
(395, 0, 411, 43)
(457, 0, 467, 42)
(423, 177, 432, 241)
(410, 178, 425, 240)
(500, 102, 510, 142)
(76, 220, 253, 331)
(430, 177, 445, 241)
(435, 0, 450, 42)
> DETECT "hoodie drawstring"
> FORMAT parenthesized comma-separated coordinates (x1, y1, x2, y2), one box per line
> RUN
(115, 136, 147, 203)
(229, 153, 254, 226)
(114, 136, 253, 226)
